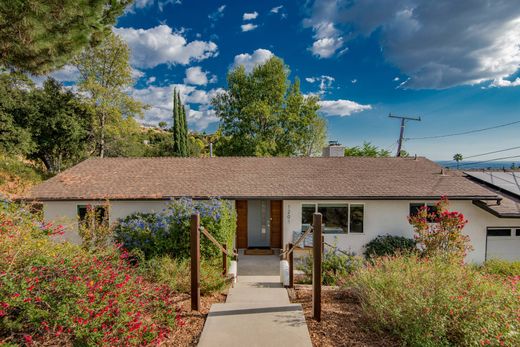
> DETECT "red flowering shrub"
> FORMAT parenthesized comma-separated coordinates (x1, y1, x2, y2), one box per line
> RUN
(408, 197, 472, 260)
(349, 254, 520, 346)
(0, 200, 181, 346)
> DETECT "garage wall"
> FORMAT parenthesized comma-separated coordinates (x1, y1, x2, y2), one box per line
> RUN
(283, 199, 520, 264)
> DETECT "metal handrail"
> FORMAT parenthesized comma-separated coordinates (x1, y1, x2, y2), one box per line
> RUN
(200, 227, 238, 258)
(281, 225, 313, 257)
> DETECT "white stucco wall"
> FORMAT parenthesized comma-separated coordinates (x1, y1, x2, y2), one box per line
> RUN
(283, 200, 520, 264)
(43, 200, 170, 244)
(43, 198, 519, 263)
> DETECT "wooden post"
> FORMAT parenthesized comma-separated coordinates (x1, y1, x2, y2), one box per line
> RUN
(288, 243, 294, 288)
(190, 213, 200, 311)
(222, 244, 228, 276)
(312, 213, 322, 321)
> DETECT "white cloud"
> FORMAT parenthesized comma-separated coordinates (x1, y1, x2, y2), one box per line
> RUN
(241, 23, 258, 32)
(146, 76, 156, 85)
(305, 0, 520, 89)
(270, 5, 283, 14)
(318, 99, 372, 117)
(351, 79, 357, 84)
(129, 84, 224, 130)
(114, 25, 218, 68)
(209, 5, 226, 22)
(131, 68, 145, 80)
(232, 49, 274, 72)
(305, 75, 335, 95)
(184, 66, 209, 85)
(488, 77, 520, 88)
(30, 65, 80, 86)
(304, 19, 345, 58)
(393, 77, 400, 81)
(243, 11, 258, 20)
(127, 0, 179, 13)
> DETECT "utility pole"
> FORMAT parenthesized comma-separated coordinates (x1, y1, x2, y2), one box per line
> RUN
(389, 113, 421, 157)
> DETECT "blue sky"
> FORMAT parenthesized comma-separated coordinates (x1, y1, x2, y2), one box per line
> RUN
(51, 0, 520, 160)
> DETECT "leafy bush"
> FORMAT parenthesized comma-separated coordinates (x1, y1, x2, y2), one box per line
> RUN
(141, 256, 228, 295)
(480, 259, 520, 277)
(408, 197, 472, 260)
(363, 234, 416, 259)
(114, 198, 236, 260)
(0, 199, 181, 346)
(298, 250, 363, 286)
(348, 255, 519, 347)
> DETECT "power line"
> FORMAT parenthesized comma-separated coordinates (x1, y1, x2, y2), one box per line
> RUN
(463, 145, 520, 160)
(405, 119, 520, 140)
(445, 153, 520, 168)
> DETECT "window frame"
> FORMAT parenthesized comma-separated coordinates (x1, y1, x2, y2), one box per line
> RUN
(300, 202, 365, 234)
(77, 204, 109, 228)
(409, 202, 437, 223)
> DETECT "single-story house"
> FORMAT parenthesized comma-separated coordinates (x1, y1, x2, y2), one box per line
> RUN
(26, 149, 520, 264)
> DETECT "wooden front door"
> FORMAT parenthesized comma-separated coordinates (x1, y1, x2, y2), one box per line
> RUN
(236, 200, 248, 248)
(270, 200, 282, 248)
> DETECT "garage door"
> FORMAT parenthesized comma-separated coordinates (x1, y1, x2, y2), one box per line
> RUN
(486, 228, 520, 261)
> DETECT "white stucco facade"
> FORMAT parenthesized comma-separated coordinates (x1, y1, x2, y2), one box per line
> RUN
(43, 198, 520, 264)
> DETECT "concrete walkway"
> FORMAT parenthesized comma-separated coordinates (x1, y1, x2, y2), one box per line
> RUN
(197, 252, 312, 347)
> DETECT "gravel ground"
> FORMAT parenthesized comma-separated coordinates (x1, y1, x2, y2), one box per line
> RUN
(289, 285, 399, 347)
(165, 291, 227, 346)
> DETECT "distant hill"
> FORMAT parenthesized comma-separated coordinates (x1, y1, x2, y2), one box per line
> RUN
(0, 155, 46, 199)
(436, 161, 520, 170)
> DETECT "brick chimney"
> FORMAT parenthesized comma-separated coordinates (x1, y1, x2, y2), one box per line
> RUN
(322, 140, 345, 157)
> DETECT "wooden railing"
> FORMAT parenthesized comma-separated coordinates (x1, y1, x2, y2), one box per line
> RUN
(281, 214, 323, 321)
(190, 213, 237, 311)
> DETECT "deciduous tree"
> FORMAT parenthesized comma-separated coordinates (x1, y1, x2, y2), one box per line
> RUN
(344, 142, 391, 157)
(74, 33, 145, 157)
(212, 56, 326, 156)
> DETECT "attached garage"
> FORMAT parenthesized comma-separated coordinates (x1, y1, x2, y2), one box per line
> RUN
(486, 227, 520, 261)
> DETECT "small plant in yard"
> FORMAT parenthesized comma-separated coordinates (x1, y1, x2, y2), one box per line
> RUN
(114, 198, 236, 260)
(0, 199, 181, 346)
(298, 250, 363, 286)
(348, 254, 519, 347)
(408, 197, 472, 260)
(363, 234, 416, 259)
(480, 258, 520, 277)
(78, 203, 112, 250)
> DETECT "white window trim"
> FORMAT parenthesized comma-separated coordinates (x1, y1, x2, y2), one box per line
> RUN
(299, 202, 365, 234)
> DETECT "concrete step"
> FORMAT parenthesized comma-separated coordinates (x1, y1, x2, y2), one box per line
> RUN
(226, 285, 290, 305)
(197, 303, 312, 347)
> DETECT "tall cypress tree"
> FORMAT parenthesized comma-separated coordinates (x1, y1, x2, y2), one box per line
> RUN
(172, 88, 181, 156)
(181, 102, 189, 156)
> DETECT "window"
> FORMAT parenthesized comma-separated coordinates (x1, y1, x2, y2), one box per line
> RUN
(409, 203, 437, 222)
(516, 229, 520, 236)
(486, 229, 512, 237)
(78, 205, 108, 228)
(318, 204, 349, 233)
(301, 203, 363, 234)
(350, 204, 364, 233)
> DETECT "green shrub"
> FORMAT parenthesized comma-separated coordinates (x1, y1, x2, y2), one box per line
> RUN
(348, 255, 519, 347)
(0, 199, 180, 346)
(114, 198, 236, 260)
(141, 256, 229, 295)
(298, 250, 363, 285)
(363, 234, 416, 259)
(480, 259, 520, 277)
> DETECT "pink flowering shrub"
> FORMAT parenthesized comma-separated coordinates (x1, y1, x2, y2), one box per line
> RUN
(408, 197, 472, 260)
(0, 199, 181, 346)
(349, 254, 519, 346)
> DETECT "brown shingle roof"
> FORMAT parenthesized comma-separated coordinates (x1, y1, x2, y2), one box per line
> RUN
(26, 157, 500, 201)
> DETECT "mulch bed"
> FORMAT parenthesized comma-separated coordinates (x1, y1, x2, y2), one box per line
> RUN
(166, 291, 227, 346)
(288, 285, 399, 347)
